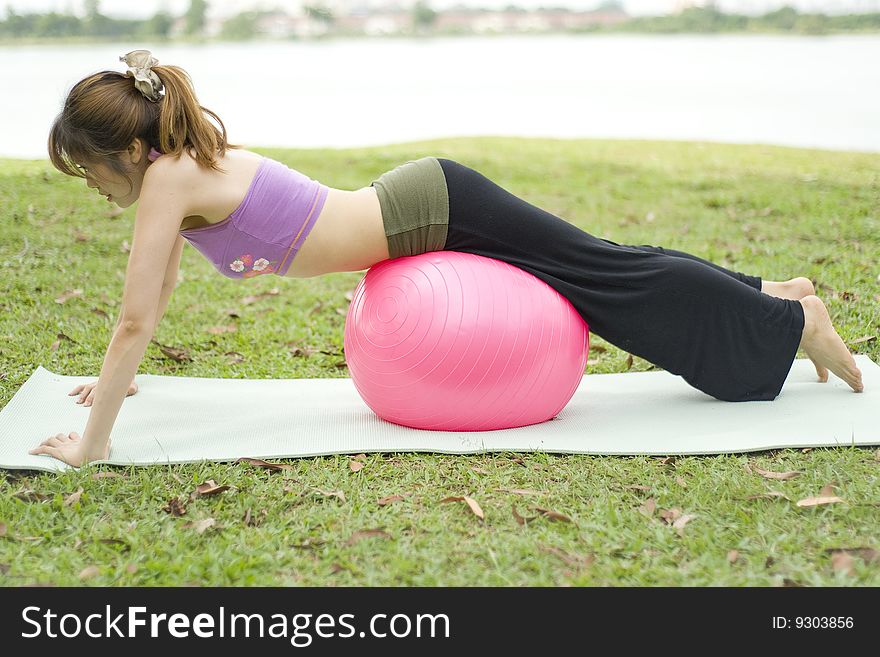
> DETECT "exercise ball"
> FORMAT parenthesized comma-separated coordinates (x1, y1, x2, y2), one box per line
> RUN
(343, 251, 590, 431)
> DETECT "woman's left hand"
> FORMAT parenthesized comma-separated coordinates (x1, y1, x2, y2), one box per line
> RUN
(28, 431, 110, 467)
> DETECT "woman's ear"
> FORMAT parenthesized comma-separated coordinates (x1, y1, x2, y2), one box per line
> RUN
(126, 138, 147, 165)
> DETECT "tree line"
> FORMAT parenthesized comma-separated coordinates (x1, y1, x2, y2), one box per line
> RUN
(1, 1, 878, 41)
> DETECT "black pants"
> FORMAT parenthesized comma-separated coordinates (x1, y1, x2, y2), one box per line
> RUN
(436, 158, 806, 402)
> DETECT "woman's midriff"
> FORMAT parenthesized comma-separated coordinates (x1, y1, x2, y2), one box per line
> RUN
(281, 185, 390, 278)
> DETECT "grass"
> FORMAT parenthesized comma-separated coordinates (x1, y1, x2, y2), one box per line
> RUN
(0, 136, 878, 586)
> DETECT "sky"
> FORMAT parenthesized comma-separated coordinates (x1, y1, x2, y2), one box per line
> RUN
(2, 0, 879, 19)
(0, 0, 880, 18)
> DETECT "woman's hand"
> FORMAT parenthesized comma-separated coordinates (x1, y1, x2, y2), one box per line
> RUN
(69, 379, 138, 407)
(28, 431, 111, 468)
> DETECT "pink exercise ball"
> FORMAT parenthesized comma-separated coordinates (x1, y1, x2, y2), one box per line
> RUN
(343, 251, 590, 431)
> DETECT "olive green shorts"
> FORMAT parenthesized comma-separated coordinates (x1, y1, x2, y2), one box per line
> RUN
(370, 156, 449, 260)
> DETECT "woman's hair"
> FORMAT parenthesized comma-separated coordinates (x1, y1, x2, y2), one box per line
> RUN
(48, 61, 242, 194)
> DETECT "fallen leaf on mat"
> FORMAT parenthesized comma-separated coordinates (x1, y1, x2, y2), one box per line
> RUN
(539, 544, 593, 569)
(796, 495, 844, 508)
(191, 480, 230, 499)
(512, 504, 539, 525)
(638, 498, 656, 517)
(78, 565, 100, 581)
(831, 551, 855, 576)
(346, 529, 392, 545)
(440, 496, 484, 520)
(181, 518, 215, 534)
(63, 487, 84, 507)
(236, 457, 292, 471)
(162, 497, 187, 516)
(747, 463, 801, 480)
(727, 550, 739, 563)
(532, 506, 573, 523)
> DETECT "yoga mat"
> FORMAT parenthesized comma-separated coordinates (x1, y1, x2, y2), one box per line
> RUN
(1, 356, 878, 473)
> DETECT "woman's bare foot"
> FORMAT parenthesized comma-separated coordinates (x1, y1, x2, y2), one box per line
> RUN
(761, 277, 815, 300)
(798, 295, 863, 392)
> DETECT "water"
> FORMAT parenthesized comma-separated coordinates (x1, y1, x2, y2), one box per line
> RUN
(2, 33, 878, 159)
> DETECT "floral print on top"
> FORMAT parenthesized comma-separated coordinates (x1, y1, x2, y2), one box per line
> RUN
(230, 254, 278, 277)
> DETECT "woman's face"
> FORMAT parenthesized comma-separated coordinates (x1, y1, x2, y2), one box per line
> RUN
(77, 140, 150, 209)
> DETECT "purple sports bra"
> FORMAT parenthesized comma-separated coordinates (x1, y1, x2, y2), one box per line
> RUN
(147, 147, 329, 279)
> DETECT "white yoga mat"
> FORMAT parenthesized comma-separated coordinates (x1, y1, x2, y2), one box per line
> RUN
(1, 356, 878, 473)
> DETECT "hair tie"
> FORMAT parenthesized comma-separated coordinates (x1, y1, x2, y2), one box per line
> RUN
(119, 49, 163, 102)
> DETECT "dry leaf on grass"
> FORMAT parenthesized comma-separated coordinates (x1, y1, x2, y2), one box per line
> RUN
(440, 496, 484, 520)
(745, 491, 791, 501)
(243, 508, 268, 527)
(55, 288, 83, 304)
(831, 551, 855, 576)
(207, 325, 237, 334)
(190, 480, 230, 499)
(796, 495, 844, 508)
(241, 289, 280, 305)
(181, 518, 216, 534)
(63, 487, 84, 507)
(672, 514, 696, 535)
(346, 529, 392, 546)
(377, 494, 406, 506)
(497, 487, 546, 496)
(49, 332, 76, 352)
(512, 504, 539, 525)
(539, 544, 593, 569)
(90, 471, 122, 480)
(309, 488, 346, 503)
(532, 506, 573, 523)
(349, 460, 365, 473)
(236, 457, 292, 471)
(727, 550, 739, 563)
(0, 523, 6, 537)
(162, 497, 187, 516)
(638, 498, 656, 517)
(747, 463, 801, 480)
(78, 565, 100, 581)
(150, 339, 192, 362)
(825, 547, 879, 564)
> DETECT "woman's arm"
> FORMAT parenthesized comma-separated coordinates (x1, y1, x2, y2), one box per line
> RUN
(75, 161, 187, 461)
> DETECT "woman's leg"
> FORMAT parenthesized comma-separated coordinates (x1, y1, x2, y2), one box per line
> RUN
(618, 243, 762, 290)
(436, 158, 813, 402)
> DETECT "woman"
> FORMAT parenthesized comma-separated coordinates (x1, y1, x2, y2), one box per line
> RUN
(30, 50, 863, 467)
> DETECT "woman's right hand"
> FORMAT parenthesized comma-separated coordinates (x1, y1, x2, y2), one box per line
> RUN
(68, 379, 138, 407)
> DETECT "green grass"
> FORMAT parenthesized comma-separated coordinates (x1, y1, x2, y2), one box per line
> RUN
(1, 136, 878, 586)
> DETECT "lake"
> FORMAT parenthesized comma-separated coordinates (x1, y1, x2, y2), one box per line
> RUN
(1, 33, 878, 159)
